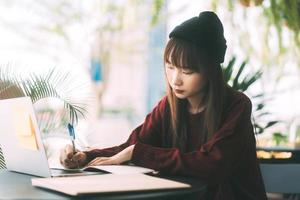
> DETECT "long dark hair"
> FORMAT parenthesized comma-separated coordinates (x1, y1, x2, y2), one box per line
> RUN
(164, 38, 227, 150)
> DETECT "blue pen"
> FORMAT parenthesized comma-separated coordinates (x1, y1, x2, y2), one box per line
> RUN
(67, 123, 76, 153)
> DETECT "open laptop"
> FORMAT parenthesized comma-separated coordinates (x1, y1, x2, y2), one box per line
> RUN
(0, 97, 99, 177)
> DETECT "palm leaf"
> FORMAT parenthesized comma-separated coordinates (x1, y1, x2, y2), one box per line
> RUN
(239, 71, 262, 91)
(222, 56, 236, 83)
(232, 60, 247, 89)
(255, 103, 265, 111)
(265, 121, 280, 129)
(0, 68, 87, 125)
(0, 67, 25, 99)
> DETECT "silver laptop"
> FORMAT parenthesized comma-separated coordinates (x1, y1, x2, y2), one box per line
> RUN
(0, 97, 99, 177)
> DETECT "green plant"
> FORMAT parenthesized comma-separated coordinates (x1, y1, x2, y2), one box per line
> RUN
(0, 68, 86, 124)
(222, 57, 262, 91)
(222, 56, 279, 134)
(209, 0, 300, 88)
(0, 67, 88, 169)
(262, 0, 300, 50)
(213, 0, 300, 45)
(272, 132, 288, 146)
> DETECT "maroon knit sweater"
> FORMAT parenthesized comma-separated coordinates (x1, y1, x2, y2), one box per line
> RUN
(85, 89, 267, 200)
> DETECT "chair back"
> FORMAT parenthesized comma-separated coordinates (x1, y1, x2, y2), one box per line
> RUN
(260, 163, 300, 193)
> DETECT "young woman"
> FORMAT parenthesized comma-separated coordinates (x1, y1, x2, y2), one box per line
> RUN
(60, 11, 267, 199)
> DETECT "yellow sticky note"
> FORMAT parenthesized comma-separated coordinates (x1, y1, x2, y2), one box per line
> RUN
(13, 105, 39, 151)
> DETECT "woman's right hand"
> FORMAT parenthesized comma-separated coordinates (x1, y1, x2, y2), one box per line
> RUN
(59, 144, 87, 169)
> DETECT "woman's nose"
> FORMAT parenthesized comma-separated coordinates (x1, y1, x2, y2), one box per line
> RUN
(172, 70, 183, 86)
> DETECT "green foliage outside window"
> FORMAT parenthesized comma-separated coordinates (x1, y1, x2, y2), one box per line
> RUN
(222, 56, 279, 134)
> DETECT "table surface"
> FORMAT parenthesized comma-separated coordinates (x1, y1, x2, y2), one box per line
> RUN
(257, 146, 300, 163)
(257, 146, 300, 152)
(0, 170, 206, 200)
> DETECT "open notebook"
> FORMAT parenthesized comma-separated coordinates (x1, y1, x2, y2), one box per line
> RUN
(82, 164, 154, 174)
(31, 173, 191, 196)
(51, 164, 155, 176)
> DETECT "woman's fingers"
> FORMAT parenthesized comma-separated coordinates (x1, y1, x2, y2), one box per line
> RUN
(61, 157, 76, 169)
(60, 145, 85, 169)
(73, 152, 85, 162)
(65, 145, 75, 159)
(72, 152, 87, 167)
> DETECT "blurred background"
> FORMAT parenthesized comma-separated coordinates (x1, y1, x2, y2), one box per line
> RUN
(0, 0, 300, 197)
(1, 0, 300, 151)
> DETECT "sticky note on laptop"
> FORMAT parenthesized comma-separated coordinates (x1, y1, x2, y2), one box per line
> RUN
(13, 105, 39, 151)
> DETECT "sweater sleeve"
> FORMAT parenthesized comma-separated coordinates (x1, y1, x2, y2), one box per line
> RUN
(84, 96, 168, 162)
(131, 94, 254, 185)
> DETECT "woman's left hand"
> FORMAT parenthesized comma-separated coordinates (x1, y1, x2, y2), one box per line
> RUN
(87, 145, 135, 166)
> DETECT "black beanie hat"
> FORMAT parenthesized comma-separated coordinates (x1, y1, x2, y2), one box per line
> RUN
(169, 11, 227, 63)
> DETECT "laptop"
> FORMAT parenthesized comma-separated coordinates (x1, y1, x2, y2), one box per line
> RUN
(0, 97, 193, 196)
(0, 97, 100, 177)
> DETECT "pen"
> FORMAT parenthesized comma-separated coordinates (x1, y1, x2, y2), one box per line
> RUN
(67, 123, 76, 153)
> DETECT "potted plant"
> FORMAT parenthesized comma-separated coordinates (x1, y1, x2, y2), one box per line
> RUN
(222, 56, 278, 134)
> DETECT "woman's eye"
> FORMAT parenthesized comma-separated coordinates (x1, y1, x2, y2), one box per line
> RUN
(182, 70, 194, 75)
(166, 64, 175, 70)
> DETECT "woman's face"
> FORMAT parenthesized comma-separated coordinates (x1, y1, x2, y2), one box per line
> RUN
(165, 62, 206, 100)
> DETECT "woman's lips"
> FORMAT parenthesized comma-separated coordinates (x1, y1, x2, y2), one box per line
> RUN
(174, 89, 184, 94)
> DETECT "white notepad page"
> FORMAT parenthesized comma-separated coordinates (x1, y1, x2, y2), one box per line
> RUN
(82, 165, 154, 174)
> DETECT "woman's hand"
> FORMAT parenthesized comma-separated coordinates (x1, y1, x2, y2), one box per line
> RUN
(87, 145, 135, 166)
(59, 144, 87, 169)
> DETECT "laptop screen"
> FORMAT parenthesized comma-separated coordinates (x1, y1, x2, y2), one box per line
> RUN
(0, 97, 52, 177)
